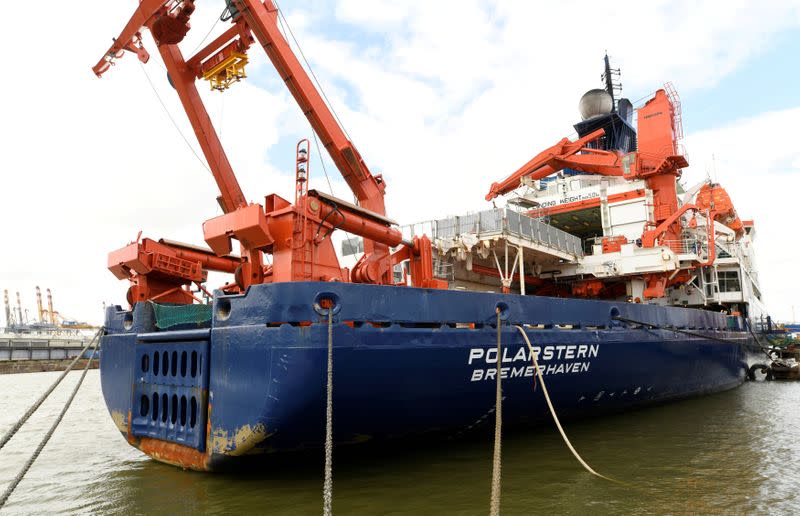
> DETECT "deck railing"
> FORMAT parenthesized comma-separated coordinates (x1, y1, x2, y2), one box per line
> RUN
(403, 208, 584, 258)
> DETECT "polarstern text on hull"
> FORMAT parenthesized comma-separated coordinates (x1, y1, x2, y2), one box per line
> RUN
(467, 344, 599, 382)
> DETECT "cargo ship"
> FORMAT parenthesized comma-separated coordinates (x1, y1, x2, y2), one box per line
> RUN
(93, 1, 763, 471)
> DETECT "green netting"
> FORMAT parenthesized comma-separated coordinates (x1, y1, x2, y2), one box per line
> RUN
(150, 302, 213, 329)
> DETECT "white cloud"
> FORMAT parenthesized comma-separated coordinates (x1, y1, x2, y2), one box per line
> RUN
(0, 1, 797, 323)
(685, 107, 800, 321)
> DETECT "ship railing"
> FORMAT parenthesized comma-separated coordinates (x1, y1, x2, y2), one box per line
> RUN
(402, 208, 584, 258)
(433, 259, 455, 281)
(662, 236, 711, 258)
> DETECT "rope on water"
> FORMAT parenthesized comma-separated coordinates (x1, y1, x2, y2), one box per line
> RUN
(512, 325, 620, 484)
(0, 335, 101, 509)
(0, 328, 103, 452)
(490, 309, 502, 516)
(323, 308, 334, 516)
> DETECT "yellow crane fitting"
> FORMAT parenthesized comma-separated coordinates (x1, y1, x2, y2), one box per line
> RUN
(202, 52, 248, 92)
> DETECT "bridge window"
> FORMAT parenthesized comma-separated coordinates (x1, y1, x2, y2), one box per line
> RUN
(719, 271, 741, 292)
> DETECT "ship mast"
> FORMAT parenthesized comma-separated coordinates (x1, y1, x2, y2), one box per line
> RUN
(601, 53, 620, 111)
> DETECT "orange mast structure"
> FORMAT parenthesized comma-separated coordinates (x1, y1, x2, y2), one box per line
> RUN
(93, 1, 442, 305)
(486, 84, 743, 299)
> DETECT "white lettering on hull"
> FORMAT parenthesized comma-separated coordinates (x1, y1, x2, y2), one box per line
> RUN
(467, 344, 598, 382)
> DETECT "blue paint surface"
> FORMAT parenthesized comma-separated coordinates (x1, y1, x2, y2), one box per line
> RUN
(100, 283, 751, 469)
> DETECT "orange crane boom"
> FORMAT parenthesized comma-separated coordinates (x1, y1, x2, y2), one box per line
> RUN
(92, 1, 442, 303)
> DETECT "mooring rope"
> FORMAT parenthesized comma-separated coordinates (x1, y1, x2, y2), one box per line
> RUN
(512, 325, 619, 483)
(490, 309, 502, 516)
(0, 328, 103, 452)
(0, 336, 100, 509)
(323, 308, 334, 516)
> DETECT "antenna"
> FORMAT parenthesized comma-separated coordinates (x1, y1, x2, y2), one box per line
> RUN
(712, 154, 718, 183)
(601, 53, 622, 111)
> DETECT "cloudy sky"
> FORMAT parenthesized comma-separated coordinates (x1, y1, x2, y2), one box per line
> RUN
(1, 0, 799, 325)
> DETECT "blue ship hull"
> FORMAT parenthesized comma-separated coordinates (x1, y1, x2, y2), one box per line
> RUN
(100, 283, 751, 471)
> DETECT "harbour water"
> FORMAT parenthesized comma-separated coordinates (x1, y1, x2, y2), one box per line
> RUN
(0, 371, 797, 514)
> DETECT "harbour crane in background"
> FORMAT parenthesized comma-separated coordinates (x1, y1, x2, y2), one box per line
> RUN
(1, 287, 94, 330)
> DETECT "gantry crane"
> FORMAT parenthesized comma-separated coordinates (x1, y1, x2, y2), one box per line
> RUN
(93, 1, 443, 306)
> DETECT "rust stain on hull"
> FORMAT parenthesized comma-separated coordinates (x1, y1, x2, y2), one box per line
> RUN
(210, 422, 273, 456)
(110, 410, 127, 433)
(138, 438, 210, 471)
(123, 406, 215, 471)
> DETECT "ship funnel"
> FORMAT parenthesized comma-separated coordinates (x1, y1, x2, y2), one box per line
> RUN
(578, 88, 613, 120)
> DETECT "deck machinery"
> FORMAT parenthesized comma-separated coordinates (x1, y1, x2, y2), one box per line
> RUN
(94, 2, 756, 316)
(94, 0, 443, 308)
(92, 1, 761, 471)
(405, 57, 762, 319)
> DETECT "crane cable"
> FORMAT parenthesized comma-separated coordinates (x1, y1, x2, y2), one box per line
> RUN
(0, 335, 101, 509)
(0, 329, 103, 452)
(272, 5, 337, 197)
(138, 62, 212, 175)
(312, 131, 335, 196)
(511, 325, 620, 484)
(272, 0, 354, 144)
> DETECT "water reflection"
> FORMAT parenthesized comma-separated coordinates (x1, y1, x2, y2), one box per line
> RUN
(0, 372, 797, 514)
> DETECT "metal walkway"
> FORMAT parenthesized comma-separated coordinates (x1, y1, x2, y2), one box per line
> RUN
(403, 208, 583, 261)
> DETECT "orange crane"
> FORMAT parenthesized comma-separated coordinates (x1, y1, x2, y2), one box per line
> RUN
(93, 1, 442, 306)
(486, 87, 743, 298)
